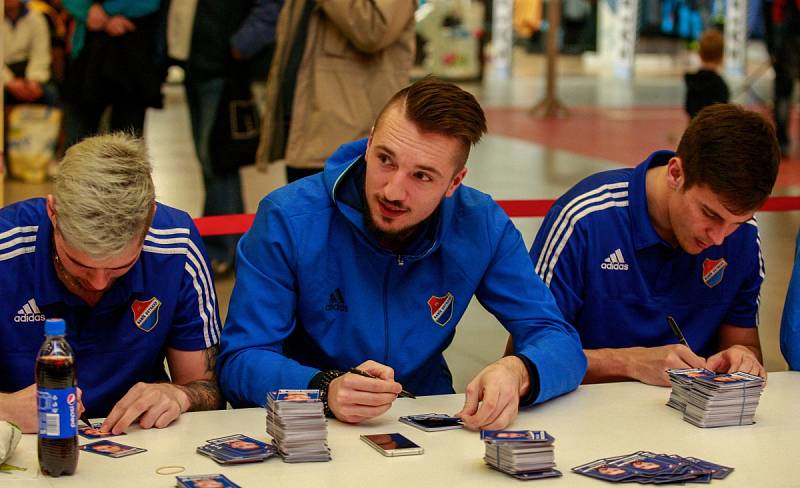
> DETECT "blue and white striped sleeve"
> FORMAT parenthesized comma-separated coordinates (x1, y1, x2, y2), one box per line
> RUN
(723, 220, 763, 328)
(158, 222, 221, 351)
(530, 202, 586, 325)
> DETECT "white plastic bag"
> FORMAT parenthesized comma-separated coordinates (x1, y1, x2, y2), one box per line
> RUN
(0, 421, 22, 465)
(6, 104, 62, 183)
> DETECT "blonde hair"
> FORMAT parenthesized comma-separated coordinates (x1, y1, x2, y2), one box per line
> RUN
(53, 133, 155, 258)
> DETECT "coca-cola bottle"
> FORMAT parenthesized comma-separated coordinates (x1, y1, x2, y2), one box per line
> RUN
(36, 318, 78, 476)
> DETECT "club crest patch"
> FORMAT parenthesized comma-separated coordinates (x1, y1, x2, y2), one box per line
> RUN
(132, 297, 161, 332)
(427, 293, 455, 327)
(702, 258, 727, 288)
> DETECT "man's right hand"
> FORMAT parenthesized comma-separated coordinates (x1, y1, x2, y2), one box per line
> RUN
(626, 345, 707, 386)
(0, 385, 85, 434)
(327, 360, 402, 423)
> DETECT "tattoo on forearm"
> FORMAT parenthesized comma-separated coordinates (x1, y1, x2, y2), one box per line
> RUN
(205, 345, 218, 375)
(178, 346, 225, 411)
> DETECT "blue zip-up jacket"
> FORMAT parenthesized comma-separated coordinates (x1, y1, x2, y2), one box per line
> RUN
(781, 230, 800, 370)
(218, 139, 586, 407)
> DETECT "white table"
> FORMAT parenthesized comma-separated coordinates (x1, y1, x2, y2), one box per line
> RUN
(4, 372, 798, 487)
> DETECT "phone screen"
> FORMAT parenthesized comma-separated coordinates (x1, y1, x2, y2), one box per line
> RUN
(361, 433, 423, 456)
(363, 433, 419, 450)
(412, 417, 462, 429)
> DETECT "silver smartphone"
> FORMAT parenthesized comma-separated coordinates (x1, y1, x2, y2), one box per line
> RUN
(360, 433, 424, 457)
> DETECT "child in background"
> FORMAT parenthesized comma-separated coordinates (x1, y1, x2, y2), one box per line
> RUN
(684, 30, 730, 119)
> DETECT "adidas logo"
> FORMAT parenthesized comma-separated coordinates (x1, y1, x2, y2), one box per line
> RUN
(325, 288, 348, 312)
(14, 298, 46, 323)
(601, 248, 629, 271)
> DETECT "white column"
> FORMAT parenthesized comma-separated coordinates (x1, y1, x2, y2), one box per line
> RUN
(724, 0, 748, 77)
(491, 0, 514, 80)
(598, 0, 639, 80)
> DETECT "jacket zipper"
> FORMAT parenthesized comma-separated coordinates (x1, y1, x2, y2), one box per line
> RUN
(382, 256, 406, 363)
(382, 262, 392, 364)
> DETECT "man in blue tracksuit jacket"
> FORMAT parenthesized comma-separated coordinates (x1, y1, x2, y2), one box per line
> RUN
(218, 78, 587, 429)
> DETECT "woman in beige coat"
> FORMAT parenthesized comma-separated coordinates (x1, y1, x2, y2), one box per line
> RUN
(257, 0, 416, 182)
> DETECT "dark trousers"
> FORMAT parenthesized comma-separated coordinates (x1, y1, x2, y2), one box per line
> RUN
(185, 76, 244, 266)
(64, 99, 146, 148)
(773, 31, 800, 148)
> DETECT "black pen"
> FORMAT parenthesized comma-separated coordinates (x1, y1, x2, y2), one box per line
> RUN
(347, 368, 416, 399)
(666, 315, 690, 349)
(79, 414, 93, 429)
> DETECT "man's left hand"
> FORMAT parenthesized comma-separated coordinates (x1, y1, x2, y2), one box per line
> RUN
(100, 382, 190, 434)
(455, 356, 529, 430)
(706, 345, 766, 378)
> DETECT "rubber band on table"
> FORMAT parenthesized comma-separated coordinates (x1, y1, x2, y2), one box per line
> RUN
(156, 465, 185, 475)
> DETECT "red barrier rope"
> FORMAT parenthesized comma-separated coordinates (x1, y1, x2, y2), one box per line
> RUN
(194, 197, 800, 236)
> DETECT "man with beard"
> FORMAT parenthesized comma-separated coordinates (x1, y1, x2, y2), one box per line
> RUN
(218, 78, 586, 430)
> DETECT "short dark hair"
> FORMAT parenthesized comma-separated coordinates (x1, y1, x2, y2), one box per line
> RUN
(699, 30, 724, 63)
(375, 77, 487, 165)
(677, 104, 779, 213)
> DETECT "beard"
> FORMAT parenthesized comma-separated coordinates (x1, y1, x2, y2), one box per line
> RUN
(362, 195, 444, 254)
(363, 203, 420, 253)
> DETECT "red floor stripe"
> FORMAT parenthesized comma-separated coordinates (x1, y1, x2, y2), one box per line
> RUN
(194, 196, 800, 236)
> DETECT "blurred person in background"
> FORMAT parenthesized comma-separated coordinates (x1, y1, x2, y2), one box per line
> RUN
(256, 0, 416, 183)
(180, 0, 282, 276)
(772, 0, 800, 157)
(683, 30, 729, 120)
(61, 0, 165, 147)
(3, 0, 58, 106)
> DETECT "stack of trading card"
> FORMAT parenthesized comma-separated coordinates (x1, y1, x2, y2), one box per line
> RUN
(481, 430, 562, 480)
(266, 389, 331, 463)
(666, 368, 716, 411)
(196, 434, 276, 465)
(573, 451, 733, 484)
(667, 368, 764, 427)
(176, 474, 241, 487)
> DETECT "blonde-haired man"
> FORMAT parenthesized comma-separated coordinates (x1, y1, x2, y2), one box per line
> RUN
(0, 133, 223, 434)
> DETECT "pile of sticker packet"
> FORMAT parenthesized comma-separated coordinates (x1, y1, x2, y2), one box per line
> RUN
(481, 430, 562, 480)
(266, 389, 331, 463)
(196, 434, 276, 465)
(666, 368, 765, 427)
(572, 451, 733, 484)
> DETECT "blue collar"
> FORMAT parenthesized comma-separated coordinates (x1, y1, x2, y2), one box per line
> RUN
(628, 150, 676, 251)
(34, 215, 146, 310)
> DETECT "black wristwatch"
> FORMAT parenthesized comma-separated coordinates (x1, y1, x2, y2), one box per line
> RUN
(308, 369, 346, 417)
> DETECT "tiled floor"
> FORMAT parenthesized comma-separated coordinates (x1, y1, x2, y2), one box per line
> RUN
(4, 47, 798, 393)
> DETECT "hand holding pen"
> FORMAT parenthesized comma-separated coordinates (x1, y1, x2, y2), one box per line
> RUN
(326, 360, 412, 424)
(667, 315, 767, 379)
(348, 368, 415, 398)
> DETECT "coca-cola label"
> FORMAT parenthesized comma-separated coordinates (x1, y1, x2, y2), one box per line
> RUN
(38, 387, 77, 438)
